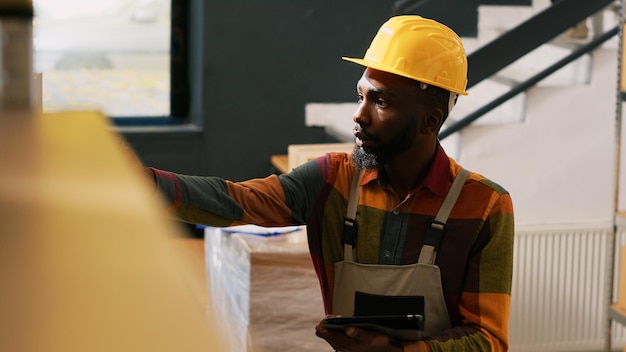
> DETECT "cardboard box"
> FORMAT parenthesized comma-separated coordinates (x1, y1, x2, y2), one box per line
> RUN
(205, 226, 327, 352)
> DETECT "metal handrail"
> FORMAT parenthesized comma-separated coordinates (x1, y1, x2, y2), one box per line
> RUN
(466, 0, 614, 89)
(439, 25, 620, 139)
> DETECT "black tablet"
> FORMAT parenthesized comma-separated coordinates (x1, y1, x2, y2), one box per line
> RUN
(323, 314, 424, 341)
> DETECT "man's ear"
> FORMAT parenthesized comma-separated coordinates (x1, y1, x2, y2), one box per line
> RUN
(421, 108, 444, 134)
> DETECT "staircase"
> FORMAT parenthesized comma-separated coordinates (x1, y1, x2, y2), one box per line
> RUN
(306, 1, 625, 350)
(459, 4, 622, 352)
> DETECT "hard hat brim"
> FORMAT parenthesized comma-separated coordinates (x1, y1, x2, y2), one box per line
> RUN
(342, 56, 469, 96)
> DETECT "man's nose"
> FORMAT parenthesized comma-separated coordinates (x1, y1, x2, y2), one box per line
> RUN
(352, 102, 370, 125)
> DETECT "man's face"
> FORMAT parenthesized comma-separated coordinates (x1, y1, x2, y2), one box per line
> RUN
(351, 68, 430, 170)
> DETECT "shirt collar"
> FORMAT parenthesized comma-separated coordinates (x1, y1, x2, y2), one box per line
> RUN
(360, 144, 450, 197)
(422, 144, 451, 197)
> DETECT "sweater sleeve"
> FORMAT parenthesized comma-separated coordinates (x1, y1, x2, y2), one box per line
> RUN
(150, 167, 294, 227)
(150, 160, 328, 228)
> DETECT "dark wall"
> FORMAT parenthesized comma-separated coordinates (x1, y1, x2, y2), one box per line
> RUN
(480, 0, 531, 5)
(393, 0, 479, 37)
(126, 0, 393, 181)
(392, 0, 531, 38)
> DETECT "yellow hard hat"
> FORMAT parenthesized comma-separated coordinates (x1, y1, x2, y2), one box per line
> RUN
(343, 15, 469, 96)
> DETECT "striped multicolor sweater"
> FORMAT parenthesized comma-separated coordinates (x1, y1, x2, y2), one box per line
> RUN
(152, 145, 514, 352)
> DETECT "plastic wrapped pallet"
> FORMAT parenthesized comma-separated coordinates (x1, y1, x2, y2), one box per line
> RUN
(204, 226, 328, 352)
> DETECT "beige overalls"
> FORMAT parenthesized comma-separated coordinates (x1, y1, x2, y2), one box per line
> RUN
(332, 168, 469, 339)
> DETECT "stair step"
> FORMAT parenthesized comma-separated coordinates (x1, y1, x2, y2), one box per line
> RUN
(449, 78, 526, 126)
(499, 44, 592, 86)
(305, 103, 356, 142)
(475, 1, 620, 88)
(477, 5, 536, 45)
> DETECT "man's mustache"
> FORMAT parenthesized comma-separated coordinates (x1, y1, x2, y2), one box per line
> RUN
(353, 125, 375, 139)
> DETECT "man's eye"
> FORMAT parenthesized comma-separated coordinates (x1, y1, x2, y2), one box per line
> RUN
(376, 99, 388, 108)
(356, 94, 363, 103)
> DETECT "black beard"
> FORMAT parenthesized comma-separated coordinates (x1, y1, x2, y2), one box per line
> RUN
(352, 127, 415, 170)
(352, 145, 382, 170)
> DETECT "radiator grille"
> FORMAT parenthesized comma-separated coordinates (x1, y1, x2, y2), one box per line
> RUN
(509, 224, 615, 352)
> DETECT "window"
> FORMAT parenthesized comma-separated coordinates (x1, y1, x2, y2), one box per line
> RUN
(33, 0, 187, 123)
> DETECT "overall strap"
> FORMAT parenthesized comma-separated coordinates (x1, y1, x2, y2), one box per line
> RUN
(418, 168, 470, 265)
(343, 167, 364, 262)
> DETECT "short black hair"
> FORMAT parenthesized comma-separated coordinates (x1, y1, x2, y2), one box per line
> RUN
(423, 84, 454, 120)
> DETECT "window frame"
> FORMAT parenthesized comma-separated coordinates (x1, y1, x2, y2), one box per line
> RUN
(113, 0, 203, 134)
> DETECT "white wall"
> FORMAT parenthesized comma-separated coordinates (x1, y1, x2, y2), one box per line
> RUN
(457, 48, 618, 226)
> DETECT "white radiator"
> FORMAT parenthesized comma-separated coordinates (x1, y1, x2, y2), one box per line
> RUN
(509, 222, 619, 352)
